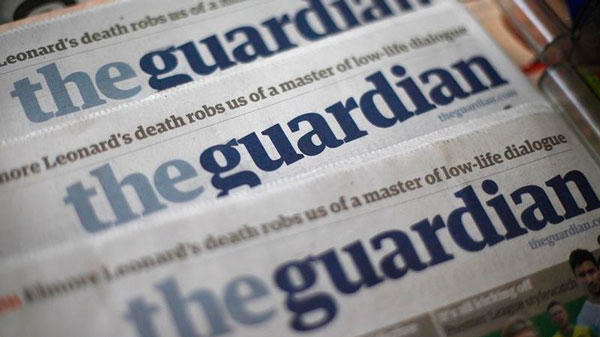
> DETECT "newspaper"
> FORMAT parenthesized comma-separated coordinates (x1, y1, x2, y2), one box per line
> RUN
(0, 0, 440, 143)
(1, 105, 599, 336)
(0, 2, 549, 258)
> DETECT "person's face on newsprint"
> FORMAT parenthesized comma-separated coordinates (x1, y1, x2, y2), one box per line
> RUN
(574, 260, 600, 297)
(548, 305, 569, 329)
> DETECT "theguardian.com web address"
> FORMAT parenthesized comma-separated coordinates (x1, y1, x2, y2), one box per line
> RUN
(528, 216, 600, 249)
(437, 89, 518, 122)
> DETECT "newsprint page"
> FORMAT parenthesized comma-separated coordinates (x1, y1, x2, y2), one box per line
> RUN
(1, 105, 600, 337)
(0, 2, 546, 256)
(0, 1, 599, 337)
(0, 0, 442, 142)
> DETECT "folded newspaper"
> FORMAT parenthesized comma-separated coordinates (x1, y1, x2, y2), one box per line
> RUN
(1, 0, 599, 337)
(0, 0, 440, 142)
(1, 104, 599, 337)
(0, 1, 550, 257)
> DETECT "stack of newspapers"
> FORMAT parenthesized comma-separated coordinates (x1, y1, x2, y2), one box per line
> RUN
(1, 1, 599, 336)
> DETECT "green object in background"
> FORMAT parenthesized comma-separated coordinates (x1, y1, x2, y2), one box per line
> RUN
(578, 66, 600, 99)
